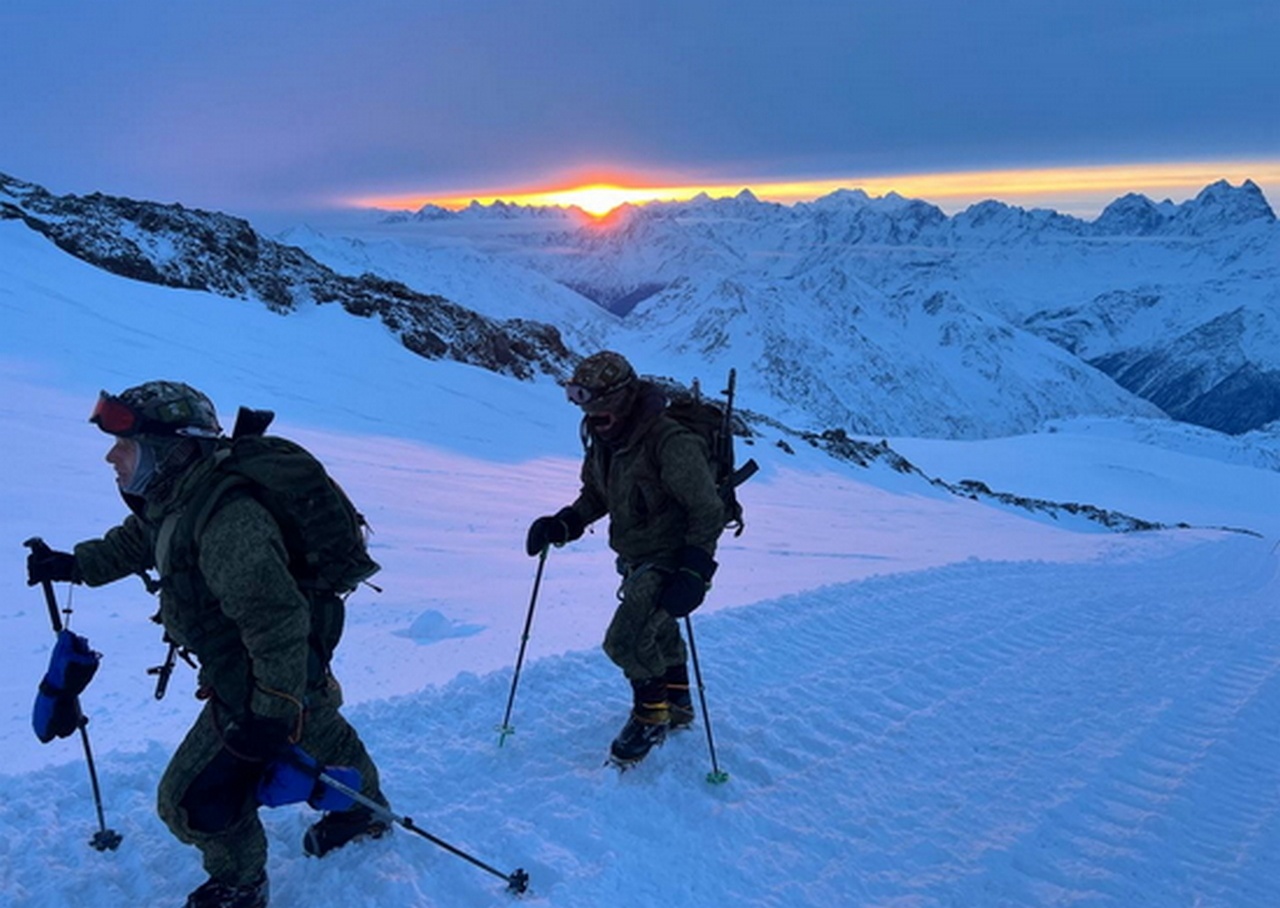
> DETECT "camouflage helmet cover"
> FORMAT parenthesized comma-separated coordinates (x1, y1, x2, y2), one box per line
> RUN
(568, 351, 636, 396)
(101, 380, 222, 438)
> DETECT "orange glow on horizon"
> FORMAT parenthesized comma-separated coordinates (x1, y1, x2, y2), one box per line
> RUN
(512, 183, 708, 216)
(349, 158, 1280, 218)
(357, 181, 721, 217)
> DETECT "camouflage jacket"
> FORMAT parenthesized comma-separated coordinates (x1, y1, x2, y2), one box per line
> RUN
(568, 390, 724, 566)
(73, 454, 310, 724)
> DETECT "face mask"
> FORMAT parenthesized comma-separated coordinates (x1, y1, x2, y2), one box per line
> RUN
(587, 411, 619, 432)
(120, 440, 158, 496)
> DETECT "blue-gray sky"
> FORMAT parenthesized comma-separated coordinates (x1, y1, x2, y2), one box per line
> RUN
(1, 1, 1277, 219)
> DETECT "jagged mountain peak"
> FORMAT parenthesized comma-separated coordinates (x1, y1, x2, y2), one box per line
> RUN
(682, 187, 766, 212)
(458, 199, 581, 220)
(798, 188, 944, 224)
(400, 203, 459, 222)
(1174, 178, 1276, 228)
(386, 199, 588, 224)
(636, 188, 780, 221)
(952, 198, 1085, 237)
(1093, 193, 1172, 235)
(1090, 180, 1274, 236)
(805, 187, 874, 209)
(798, 193, 949, 247)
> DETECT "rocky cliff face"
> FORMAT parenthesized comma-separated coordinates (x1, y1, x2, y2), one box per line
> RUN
(0, 173, 575, 380)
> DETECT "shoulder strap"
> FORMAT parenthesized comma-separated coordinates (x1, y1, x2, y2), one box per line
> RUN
(187, 472, 254, 547)
(155, 471, 250, 575)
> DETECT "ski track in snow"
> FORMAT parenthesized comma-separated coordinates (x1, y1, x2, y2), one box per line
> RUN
(3, 534, 1277, 908)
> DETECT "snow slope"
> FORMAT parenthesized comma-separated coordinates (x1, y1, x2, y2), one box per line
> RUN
(274, 223, 619, 353)
(2, 220, 1280, 907)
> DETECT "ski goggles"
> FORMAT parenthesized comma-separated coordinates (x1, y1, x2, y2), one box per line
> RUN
(90, 392, 149, 436)
(564, 379, 631, 407)
(89, 391, 206, 438)
(90, 391, 221, 439)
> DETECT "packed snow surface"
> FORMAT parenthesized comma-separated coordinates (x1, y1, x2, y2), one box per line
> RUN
(2, 220, 1279, 906)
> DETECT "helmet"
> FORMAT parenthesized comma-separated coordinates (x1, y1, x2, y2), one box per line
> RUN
(565, 351, 637, 406)
(91, 380, 222, 439)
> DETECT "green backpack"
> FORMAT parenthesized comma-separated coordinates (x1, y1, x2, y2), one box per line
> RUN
(649, 369, 759, 537)
(179, 408, 380, 667)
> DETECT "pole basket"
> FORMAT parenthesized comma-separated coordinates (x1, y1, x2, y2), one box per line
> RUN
(91, 829, 123, 851)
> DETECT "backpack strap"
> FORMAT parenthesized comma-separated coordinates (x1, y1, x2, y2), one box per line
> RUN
(188, 473, 252, 547)
(154, 469, 246, 582)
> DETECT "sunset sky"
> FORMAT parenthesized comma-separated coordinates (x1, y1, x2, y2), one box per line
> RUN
(1, 1, 1277, 221)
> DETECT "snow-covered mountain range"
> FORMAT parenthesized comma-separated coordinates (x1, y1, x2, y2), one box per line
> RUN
(3, 170, 1277, 439)
(279, 179, 1280, 438)
(386, 181, 1278, 438)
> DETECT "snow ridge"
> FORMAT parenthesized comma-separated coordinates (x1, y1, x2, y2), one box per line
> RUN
(0, 172, 574, 380)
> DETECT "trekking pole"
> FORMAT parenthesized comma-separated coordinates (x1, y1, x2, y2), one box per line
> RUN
(23, 537, 124, 852)
(312, 768, 530, 894)
(683, 615, 729, 784)
(496, 545, 548, 746)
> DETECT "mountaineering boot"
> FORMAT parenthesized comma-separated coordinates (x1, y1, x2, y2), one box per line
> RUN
(183, 871, 268, 908)
(303, 804, 392, 857)
(662, 662, 695, 730)
(609, 678, 670, 766)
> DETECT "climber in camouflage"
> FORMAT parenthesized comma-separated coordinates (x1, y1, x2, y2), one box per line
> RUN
(25, 381, 387, 908)
(525, 351, 724, 765)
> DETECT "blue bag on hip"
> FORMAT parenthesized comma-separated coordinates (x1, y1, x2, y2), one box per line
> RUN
(257, 745, 362, 812)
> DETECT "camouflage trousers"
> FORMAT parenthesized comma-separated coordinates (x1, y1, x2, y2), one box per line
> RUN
(157, 675, 385, 885)
(603, 563, 687, 681)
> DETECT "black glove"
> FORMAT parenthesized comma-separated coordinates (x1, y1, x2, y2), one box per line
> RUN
(658, 546, 718, 618)
(525, 507, 585, 556)
(26, 548, 80, 586)
(222, 715, 295, 762)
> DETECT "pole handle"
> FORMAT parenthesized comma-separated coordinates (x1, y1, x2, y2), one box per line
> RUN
(24, 537, 64, 633)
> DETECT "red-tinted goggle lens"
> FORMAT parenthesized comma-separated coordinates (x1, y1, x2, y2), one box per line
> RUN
(90, 393, 143, 436)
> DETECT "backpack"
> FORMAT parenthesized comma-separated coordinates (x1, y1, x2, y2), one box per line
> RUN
(653, 371, 759, 537)
(176, 408, 380, 667)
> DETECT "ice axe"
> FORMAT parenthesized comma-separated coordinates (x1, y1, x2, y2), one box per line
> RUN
(24, 537, 123, 852)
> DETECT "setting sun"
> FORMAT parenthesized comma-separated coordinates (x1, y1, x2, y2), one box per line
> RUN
(523, 184, 673, 216)
(354, 179, 720, 218)
(349, 157, 1280, 219)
